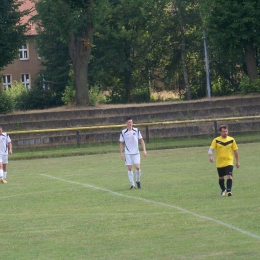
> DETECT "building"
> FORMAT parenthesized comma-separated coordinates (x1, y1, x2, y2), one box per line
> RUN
(0, 0, 43, 90)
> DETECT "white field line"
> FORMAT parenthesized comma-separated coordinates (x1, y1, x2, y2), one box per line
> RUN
(41, 174, 260, 240)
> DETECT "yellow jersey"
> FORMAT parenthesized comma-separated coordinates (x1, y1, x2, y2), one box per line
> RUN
(210, 136, 238, 168)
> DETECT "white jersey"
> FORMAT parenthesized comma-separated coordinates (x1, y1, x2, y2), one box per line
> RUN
(119, 127, 143, 155)
(0, 133, 11, 155)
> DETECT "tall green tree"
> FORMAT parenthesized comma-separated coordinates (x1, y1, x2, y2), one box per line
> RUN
(34, 0, 71, 97)
(35, 0, 107, 106)
(205, 0, 260, 81)
(89, 0, 168, 103)
(161, 0, 206, 99)
(0, 0, 29, 71)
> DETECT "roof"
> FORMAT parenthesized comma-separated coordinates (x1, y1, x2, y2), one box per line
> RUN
(19, 0, 37, 36)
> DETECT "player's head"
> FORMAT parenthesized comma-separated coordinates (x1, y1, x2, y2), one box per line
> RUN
(125, 117, 133, 129)
(219, 125, 228, 138)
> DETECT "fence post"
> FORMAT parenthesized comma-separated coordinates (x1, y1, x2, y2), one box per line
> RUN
(146, 126, 150, 143)
(76, 131, 81, 148)
(214, 121, 218, 137)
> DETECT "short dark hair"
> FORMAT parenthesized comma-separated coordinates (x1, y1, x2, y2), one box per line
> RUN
(125, 117, 132, 122)
(219, 124, 228, 131)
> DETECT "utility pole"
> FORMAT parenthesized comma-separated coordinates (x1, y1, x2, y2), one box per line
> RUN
(203, 30, 211, 98)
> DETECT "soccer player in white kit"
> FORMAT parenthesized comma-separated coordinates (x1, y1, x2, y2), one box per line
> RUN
(119, 117, 147, 189)
(0, 126, 12, 184)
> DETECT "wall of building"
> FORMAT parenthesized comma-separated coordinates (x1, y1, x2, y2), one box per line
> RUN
(0, 35, 44, 89)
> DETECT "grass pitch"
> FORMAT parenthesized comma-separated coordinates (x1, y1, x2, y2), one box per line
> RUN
(1, 143, 260, 259)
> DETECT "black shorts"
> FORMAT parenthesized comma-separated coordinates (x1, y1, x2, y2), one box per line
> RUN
(217, 165, 233, 177)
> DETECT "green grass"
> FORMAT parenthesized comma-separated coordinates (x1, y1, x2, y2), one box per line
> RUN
(1, 143, 260, 259)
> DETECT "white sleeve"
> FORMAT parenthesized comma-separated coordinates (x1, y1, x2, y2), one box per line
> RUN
(208, 148, 213, 155)
(138, 130, 143, 139)
(119, 132, 124, 142)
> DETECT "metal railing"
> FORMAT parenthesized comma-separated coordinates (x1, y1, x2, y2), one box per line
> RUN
(8, 115, 260, 147)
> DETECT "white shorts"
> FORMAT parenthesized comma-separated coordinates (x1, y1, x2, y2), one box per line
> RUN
(125, 154, 140, 166)
(0, 155, 8, 164)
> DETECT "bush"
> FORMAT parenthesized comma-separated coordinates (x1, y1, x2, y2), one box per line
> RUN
(15, 88, 60, 110)
(88, 86, 106, 106)
(6, 81, 27, 109)
(61, 67, 76, 105)
(62, 85, 107, 106)
(239, 75, 260, 94)
(0, 90, 14, 114)
(61, 85, 76, 105)
(130, 87, 150, 103)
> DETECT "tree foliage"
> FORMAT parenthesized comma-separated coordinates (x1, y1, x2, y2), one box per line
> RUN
(33, 0, 71, 97)
(32, 0, 260, 106)
(89, 0, 168, 103)
(34, 0, 109, 106)
(160, 0, 206, 99)
(0, 0, 29, 71)
(204, 0, 260, 81)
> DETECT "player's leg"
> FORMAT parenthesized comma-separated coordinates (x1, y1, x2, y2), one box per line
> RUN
(125, 155, 135, 189)
(133, 154, 141, 188)
(225, 166, 233, 196)
(3, 155, 8, 183)
(0, 156, 4, 183)
(217, 167, 226, 196)
(3, 164, 7, 183)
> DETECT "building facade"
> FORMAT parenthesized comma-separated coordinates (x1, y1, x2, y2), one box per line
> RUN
(0, 0, 43, 90)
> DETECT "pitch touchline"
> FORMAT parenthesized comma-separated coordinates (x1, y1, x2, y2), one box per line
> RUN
(40, 174, 260, 240)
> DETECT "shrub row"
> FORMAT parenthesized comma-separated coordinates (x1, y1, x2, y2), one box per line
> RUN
(0, 81, 61, 114)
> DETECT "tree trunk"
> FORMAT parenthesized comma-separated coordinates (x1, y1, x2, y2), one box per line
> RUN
(245, 39, 258, 81)
(67, 1, 93, 106)
(74, 61, 89, 106)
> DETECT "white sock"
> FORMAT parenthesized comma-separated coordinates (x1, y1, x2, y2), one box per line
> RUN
(136, 169, 141, 182)
(0, 169, 3, 178)
(128, 171, 134, 186)
(3, 171, 7, 179)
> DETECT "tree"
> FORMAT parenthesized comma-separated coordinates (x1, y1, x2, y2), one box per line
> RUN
(170, 0, 194, 100)
(64, 0, 93, 106)
(33, 0, 71, 97)
(35, 0, 107, 106)
(0, 0, 29, 71)
(89, 0, 168, 103)
(205, 0, 260, 81)
(162, 0, 206, 99)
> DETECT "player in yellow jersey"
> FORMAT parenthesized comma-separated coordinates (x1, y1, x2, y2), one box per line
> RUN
(208, 125, 240, 196)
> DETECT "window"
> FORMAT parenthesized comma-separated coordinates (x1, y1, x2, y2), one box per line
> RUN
(42, 78, 49, 90)
(21, 74, 30, 89)
(3, 75, 11, 90)
(19, 44, 28, 60)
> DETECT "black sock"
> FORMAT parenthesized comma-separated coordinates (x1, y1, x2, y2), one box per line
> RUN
(219, 179, 225, 191)
(227, 179, 232, 192)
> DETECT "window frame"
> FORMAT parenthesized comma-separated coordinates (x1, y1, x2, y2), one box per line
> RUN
(3, 75, 12, 90)
(19, 44, 29, 60)
(21, 74, 30, 89)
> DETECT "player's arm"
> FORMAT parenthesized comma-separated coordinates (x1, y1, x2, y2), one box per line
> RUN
(139, 138, 147, 157)
(8, 142, 12, 155)
(233, 149, 240, 168)
(208, 139, 216, 163)
(208, 148, 214, 163)
(119, 142, 124, 160)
